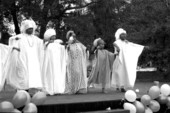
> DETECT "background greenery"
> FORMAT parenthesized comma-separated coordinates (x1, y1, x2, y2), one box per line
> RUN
(1, 0, 170, 73)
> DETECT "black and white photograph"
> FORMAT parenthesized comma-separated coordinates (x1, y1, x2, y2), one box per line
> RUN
(0, 0, 170, 113)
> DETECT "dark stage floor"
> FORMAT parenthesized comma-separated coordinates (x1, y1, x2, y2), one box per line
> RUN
(1, 81, 170, 113)
(0, 81, 168, 104)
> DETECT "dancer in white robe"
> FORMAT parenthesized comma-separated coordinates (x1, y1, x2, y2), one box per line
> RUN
(111, 28, 147, 92)
(5, 34, 25, 90)
(42, 28, 66, 95)
(0, 33, 11, 91)
(6, 19, 44, 90)
(65, 30, 88, 94)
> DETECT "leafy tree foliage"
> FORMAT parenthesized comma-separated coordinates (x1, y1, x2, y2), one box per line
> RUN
(0, 0, 98, 39)
(1, 0, 170, 71)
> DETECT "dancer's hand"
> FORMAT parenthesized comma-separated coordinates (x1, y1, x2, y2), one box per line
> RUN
(144, 46, 150, 50)
(113, 43, 120, 53)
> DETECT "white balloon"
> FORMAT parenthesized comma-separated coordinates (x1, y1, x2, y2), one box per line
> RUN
(12, 109, 22, 113)
(12, 90, 28, 108)
(19, 90, 31, 105)
(145, 107, 153, 113)
(0, 101, 14, 112)
(123, 103, 136, 113)
(149, 100, 160, 112)
(23, 103, 37, 113)
(160, 84, 170, 96)
(133, 101, 145, 113)
(31, 91, 47, 105)
(148, 86, 160, 99)
(141, 95, 151, 106)
(135, 89, 140, 93)
(125, 90, 137, 102)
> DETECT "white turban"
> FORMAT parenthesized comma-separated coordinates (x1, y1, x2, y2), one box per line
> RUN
(66, 30, 75, 40)
(115, 28, 126, 40)
(93, 38, 101, 47)
(44, 28, 56, 40)
(20, 19, 37, 33)
(8, 24, 16, 36)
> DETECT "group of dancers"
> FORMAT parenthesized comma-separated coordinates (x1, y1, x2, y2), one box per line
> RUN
(0, 19, 148, 95)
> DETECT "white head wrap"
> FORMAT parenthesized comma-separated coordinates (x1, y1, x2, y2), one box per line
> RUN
(66, 30, 75, 40)
(8, 24, 16, 36)
(20, 19, 37, 34)
(115, 28, 126, 40)
(93, 38, 101, 47)
(44, 28, 56, 40)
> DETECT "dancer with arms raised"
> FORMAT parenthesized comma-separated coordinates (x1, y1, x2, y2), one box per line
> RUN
(111, 28, 149, 92)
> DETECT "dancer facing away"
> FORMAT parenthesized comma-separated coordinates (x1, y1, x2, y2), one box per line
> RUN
(111, 28, 149, 92)
(88, 38, 115, 93)
(5, 23, 25, 90)
(6, 19, 44, 93)
(0, 32, 11, 91)
(42, 28, 66, 95)
(65, 30, 88, 94)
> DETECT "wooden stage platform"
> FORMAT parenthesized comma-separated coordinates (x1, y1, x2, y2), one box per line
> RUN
(0, 81, 170, 113)
(0, 82, 161, 113)
(37, 82, 157, 113)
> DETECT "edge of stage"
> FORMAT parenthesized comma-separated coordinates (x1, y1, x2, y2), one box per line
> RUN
(1, 71, 170, 113)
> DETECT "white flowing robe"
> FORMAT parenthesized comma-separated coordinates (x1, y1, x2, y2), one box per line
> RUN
(5, 35, 27, 89)
(6, 34, 44, 89)
(111, 40, 144, 89)
(0, 44, 10, 91)
(65, 42, 88, 94)
(42, 41, 66, 95)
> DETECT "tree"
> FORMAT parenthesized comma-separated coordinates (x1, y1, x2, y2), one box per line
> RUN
(88, 0, 119, 50)
(0, 0, 98, 40)
(119, 0, 170, 72)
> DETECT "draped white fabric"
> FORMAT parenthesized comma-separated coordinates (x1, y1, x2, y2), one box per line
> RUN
(65, 43, 88, 94)
(42, 41, 66, 95)
(6, 34, 44, 89)
(111, 40, 144, 89)
(19, 34, 43, 89)
(0, 44, 10, 91)
(5, 35, 27, 89)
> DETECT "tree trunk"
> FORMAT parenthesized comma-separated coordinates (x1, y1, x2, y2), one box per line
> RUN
(39, 20, 48, 39)
(11, 2, 20, 34)
(39, 0, 55, 39)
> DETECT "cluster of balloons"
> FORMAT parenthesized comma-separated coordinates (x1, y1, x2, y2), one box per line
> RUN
(123, 83, 170, 113)
(123, 90, 138, 113)
(0, 90, 47, 112)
